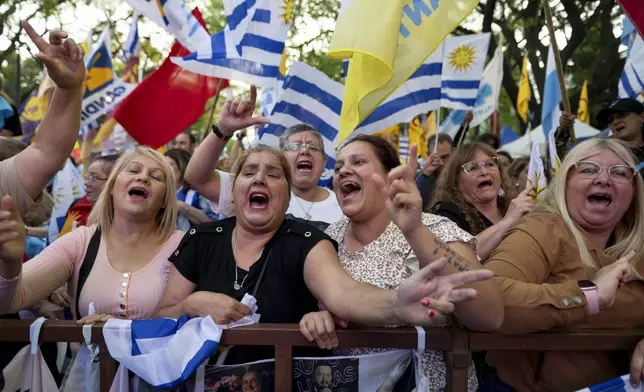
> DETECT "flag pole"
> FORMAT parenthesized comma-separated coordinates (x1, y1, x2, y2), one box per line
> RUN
(541, 0, 576, 143)
(201, 78, 227, 143)
(433, 109, 441, 152)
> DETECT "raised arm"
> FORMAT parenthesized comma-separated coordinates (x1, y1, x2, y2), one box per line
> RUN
(185, 85, 268, 202)
(304, 239, 493, 327)
(15, 21, 86, 201)
(0, 196, 83, 314)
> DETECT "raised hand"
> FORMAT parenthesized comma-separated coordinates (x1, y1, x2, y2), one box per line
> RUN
(0, 196, 26, 266)
(373, 144, 424, 235)
(502, 188, 534, 226)
(394, 256, 493, 326)
(218, 85, 270, 137)
(594, 251, 636, 309)
(22, 20, 86, 90)
(421, 152, 444, 176)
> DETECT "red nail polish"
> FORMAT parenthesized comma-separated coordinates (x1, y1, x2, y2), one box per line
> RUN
(429, 310, 435, 318)
(421, 298, 430, 306)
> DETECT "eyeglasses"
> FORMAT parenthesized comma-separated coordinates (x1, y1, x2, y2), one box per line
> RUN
(461, 157, 499, 175)
(572, 161, 636, 183)
(284, 142, 322, 153)
(85, 174, 107, 183)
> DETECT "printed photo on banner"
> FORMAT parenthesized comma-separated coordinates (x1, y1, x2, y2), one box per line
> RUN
(292, 358, 359, 392)
(204, 359, 274, 391)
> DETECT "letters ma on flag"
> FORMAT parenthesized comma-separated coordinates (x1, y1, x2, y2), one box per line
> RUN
(329, 0, 480, 143)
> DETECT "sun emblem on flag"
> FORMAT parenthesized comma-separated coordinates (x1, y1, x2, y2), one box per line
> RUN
(448, 44, 478, 72)
(527, 175, 546, 200)
(281, 0, 295, 24)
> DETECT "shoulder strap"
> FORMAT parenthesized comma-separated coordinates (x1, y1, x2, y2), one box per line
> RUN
(75, 227, 102, 319)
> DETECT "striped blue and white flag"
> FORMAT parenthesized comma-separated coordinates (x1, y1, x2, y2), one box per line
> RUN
(171, 0, 292, 87)
(47, 159, 85, 243)
(399, 132, 410, 161)
(123, 13, 141, 61)
(541, 46, 562, 138)
(103, 316, 222, 389)
(257, 62, 342, 187)
(618, 34, 644, 98)
(124, 0, 209, 52)
(347, 46, 444, 137)
(441, 33, 491, 110)
(577, 374, 644, 392)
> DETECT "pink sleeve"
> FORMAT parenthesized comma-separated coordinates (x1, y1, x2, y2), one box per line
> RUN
(0, 226, 92, 314)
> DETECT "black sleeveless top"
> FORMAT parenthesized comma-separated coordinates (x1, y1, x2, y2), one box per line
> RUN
(169, 217, 337, 364)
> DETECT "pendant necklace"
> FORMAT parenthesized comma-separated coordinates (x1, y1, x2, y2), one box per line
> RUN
(295, 187, 319, 220)
(232, 229, 263, 290)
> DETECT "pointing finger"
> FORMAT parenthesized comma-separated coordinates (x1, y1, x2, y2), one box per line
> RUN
(22, 20, 49, 52)
(446, 288, 479, 303)
(418, 256, 449, 281)
(408, 144, 418, 174)
(63, 38, 81, 60)
(372, 173, 390, 201)
(249, 85, 258, 107)
(447, 269, 494, 288)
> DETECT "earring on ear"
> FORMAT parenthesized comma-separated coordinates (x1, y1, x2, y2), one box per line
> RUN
(497, 188, 505, 197)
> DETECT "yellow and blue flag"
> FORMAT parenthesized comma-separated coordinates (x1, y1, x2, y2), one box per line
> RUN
(329, 0, 480, 143)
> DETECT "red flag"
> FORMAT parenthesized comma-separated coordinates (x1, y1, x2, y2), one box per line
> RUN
(114, 9, 228, 148)
(620, 0, 644, 36)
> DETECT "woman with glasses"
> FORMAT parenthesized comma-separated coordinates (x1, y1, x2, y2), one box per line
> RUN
(431, 143, 533, 261)
(483, 138, 644, 391)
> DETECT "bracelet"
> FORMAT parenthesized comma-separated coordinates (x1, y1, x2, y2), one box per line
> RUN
(212, 124, 232, 141)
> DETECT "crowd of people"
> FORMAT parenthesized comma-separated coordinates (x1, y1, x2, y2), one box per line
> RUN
(1, 22, 644, 392)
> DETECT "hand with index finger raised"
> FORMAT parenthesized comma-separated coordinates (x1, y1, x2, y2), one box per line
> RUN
(22, 20, 85, 90)
(218, 85, 270, 137)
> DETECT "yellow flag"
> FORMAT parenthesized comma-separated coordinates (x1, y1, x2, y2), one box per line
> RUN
(330, 0, 479, 143)
(408, 116, 427, 159)
(419, 111, 436, 159)
(375, 124, 401, 152)
(517, 56, 531, 124)
(578, 80, 589, 124)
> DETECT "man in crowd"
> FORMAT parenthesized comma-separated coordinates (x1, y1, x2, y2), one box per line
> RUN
(556, 98, 644, 173)
(173, 131, 197, 153)
(415, 133, 454, 210)
(311, 364, 333, 392)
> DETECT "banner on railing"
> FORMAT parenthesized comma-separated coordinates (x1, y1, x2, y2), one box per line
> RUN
(577, 374, 644, 392)
(187, 350, 418, 392)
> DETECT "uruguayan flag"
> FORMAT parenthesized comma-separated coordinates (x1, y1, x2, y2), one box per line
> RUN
(260, 84, 280, 117)
(123, 13, 141, 61)
(348, 47, 444, 137)
(124, 0, 209, 52)
(257, 62, 342, 187)
(48, 159, 85, 243)
(541, 46, 562, 138)
(441, 33, 491, 110)
(622, 16, 637, 56)
(171, 0, 292, 87)
(577, 374, 644, 392)
(103, 316, 221, 389)
(618, 34, 644, 98)
(399, 132, 410, 160)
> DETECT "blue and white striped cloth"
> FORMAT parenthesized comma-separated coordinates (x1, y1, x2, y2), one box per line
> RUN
(257, 62, 342, 187)
(440, 33, 490, 110)
(103, 316, 222, 389)
(577, 375, 644, 392)
(171, 0, 290, 87)
(122, 13, 141, 61)
(618, 34, 644, 99)
(541, 46, 562, 139)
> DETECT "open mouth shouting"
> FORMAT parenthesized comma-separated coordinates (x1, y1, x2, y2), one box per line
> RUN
(127, 186, 149, 201)
(477, 179, 494, 190)
(249, 191, 270, 210)
(340, 180, 361, 200)
(296, 159, 314, 173)
(587, 192, 612, 208)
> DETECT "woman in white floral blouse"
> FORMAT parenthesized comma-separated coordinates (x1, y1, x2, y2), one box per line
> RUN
(299, 135, 504, 392)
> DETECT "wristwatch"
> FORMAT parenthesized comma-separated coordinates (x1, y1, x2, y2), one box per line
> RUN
(578, 280, 599, 315)
(212, 124, 232, 141)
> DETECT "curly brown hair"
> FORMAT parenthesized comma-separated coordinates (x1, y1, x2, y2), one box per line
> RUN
(431, 142, 517, 235)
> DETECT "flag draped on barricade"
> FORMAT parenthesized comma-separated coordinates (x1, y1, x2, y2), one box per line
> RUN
(618, 35, 644, 99)
(114, 8, 228, 149)
(257, 62, 343, 188)
(577, 374, 644, 392)
(124, 0, 209, 52)
(329, 0, 480, 143)
(47, 159, 85, 243)
(541, 47, 562, 139)
(171, 0, 292, 87)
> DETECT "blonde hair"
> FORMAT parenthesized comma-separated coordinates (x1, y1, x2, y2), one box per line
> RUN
(88, 147, 177, 241)
(536, 137, 644, 273)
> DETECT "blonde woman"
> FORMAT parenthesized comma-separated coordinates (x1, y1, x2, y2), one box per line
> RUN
(483, 137, 644, 392)
(0, 147, 183, 322)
